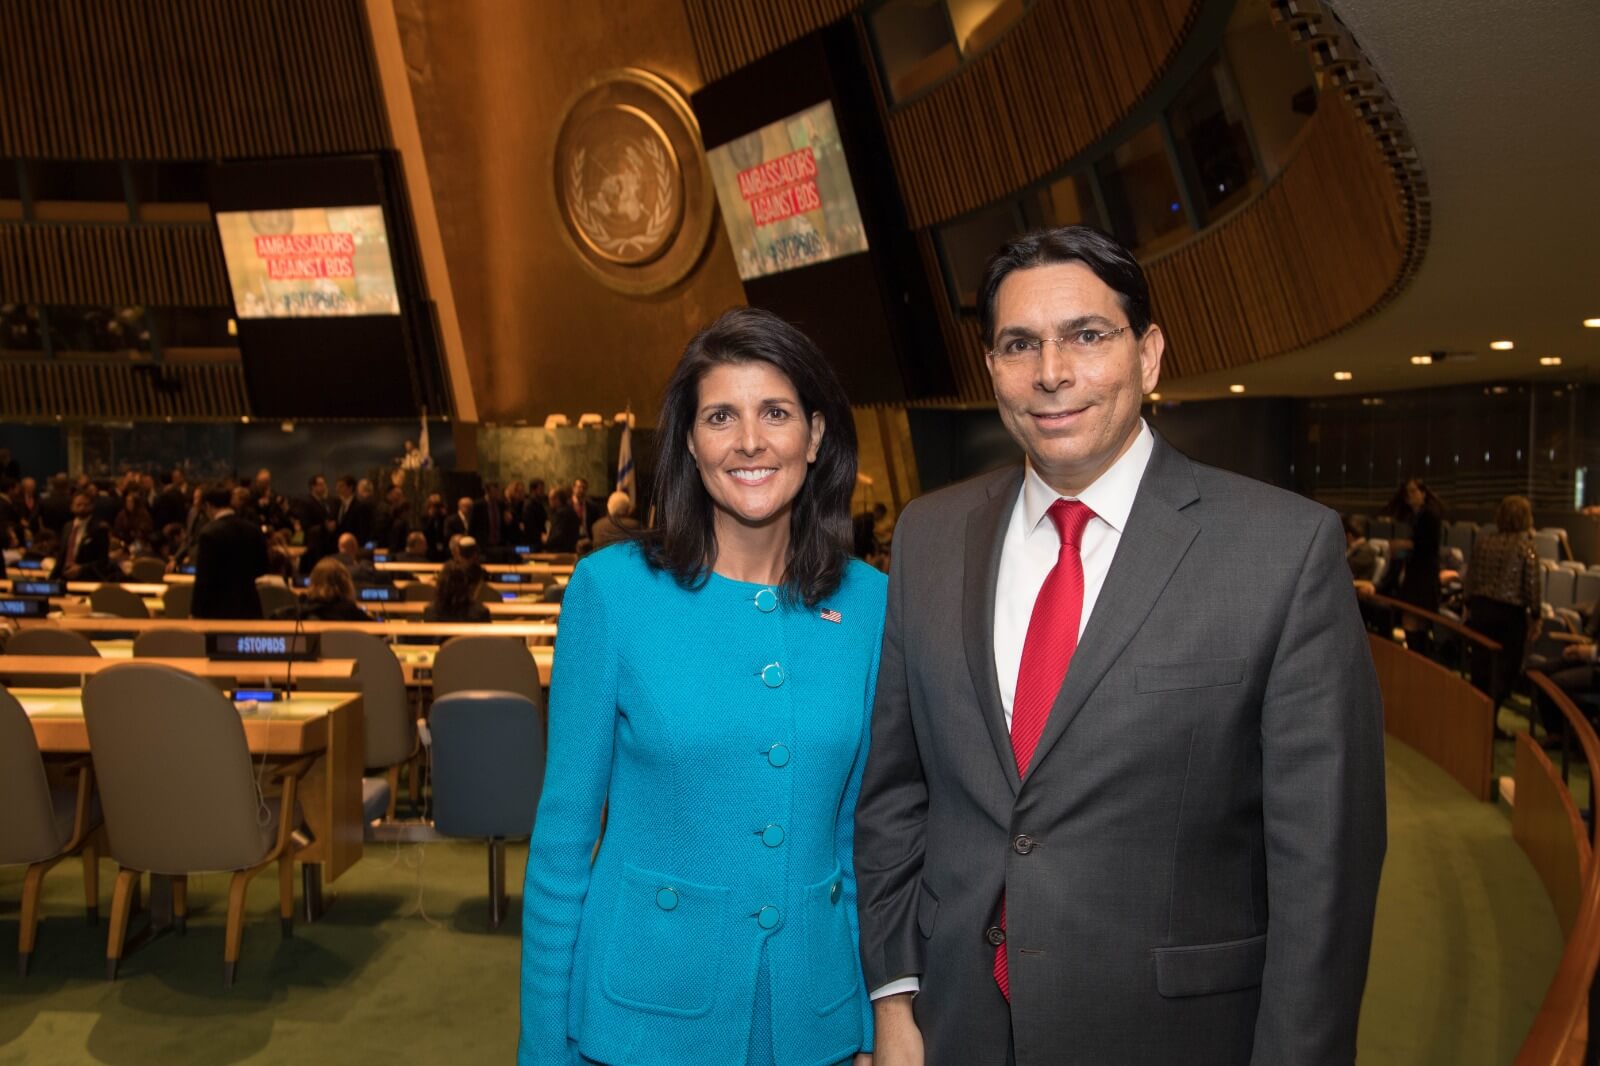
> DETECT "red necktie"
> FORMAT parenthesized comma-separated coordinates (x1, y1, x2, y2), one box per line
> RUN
(995, 498, 1095, 1000)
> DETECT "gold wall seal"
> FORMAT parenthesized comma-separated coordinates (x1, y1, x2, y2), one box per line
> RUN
(553, 69, 715, 294)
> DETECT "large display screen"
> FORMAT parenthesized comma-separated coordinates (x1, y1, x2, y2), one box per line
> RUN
(706, 101, 869, 281)
(215, 206, 400, 318)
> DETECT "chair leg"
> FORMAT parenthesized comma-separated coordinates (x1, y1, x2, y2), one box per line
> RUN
(487, 838, 506, 930)
(82, 839, 99, 926)
(278, 854, 295, 938)
(171, 876, 188, 935)
(224, 870, 250, 989)
(17, 861, 51, 977)
(407, 752, 421, 809)
(106, 868, 140, 981)
(386, 764, 400, 822)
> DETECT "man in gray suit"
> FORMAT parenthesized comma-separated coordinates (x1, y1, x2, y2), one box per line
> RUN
(856, 226, 1386, 1066)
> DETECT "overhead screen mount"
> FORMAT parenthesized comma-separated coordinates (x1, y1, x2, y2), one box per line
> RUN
(691, 21, 954, 404)
(208, 154, 446, 420)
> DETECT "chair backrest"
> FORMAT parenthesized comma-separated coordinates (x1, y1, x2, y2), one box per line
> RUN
(402, 582, 435, 602)
(4, 626, 101, 687)
(1574, 571, 1600, 614)
(163, 582, 193, 619)
(129, 556, 168, 583)
(1545, 567, 1578, 610)
(83, 664, 270, 874)
(540, 584, 566, 605)
(1370, 555, 1388, 587)
(428, 691, 545, 839)
(1445, 522, 1476, 555)
(0, 686, 71, 865)
(1368, 538, 1389, 559)
(433, 636, 543, 709)
(90, 584, 150, 619)
(132, 627, 206, 658)
(1533, 531, 1561, 562)
(256, 582, 298, 618)
(318, 631, 412, 769)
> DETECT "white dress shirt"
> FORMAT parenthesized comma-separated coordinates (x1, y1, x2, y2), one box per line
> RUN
(869, 420, 1155, 1002)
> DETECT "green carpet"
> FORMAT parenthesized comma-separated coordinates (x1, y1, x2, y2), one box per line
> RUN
(0, 740, 1576, 1065)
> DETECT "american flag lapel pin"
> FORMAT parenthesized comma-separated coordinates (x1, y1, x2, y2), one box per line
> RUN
(820, 607, 842, 624)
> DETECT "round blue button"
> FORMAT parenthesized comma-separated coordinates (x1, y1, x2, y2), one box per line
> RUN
(765, 743, 791, 768)
(656, 887, 678, 911)
(760, 824, 785, 847)
(754, 588, 778, 613)
(756, 905, 781, 930)
(760, 662, 785, 688)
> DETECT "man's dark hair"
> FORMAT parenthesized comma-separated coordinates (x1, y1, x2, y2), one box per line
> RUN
(977, 225, 1154, 347)
(1342, 515, 1368, 540)
(643, 306, 857, 608)
(203, 486, 232, 510)
(336, 475, 356, 492)
(308, 474, 325, 489)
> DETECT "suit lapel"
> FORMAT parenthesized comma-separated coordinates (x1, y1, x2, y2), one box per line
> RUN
(962, 466, 1025, 795)
(1024, 437, 1201, 777)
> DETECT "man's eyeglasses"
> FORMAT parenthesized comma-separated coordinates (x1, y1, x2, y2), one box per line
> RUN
(988, 326, 1131, 364)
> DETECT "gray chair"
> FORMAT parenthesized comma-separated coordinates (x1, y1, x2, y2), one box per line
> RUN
(162, 582, 193, 619)
(312, 631, 416, 822)
(4, 626, 101, 687)
(89, 585, 149, 619)
(128, 557, 168, 584)
(256, 582, 297, 617)
(0, 686, 104, 975)
(433, 636, 544, 709)
(1533, 530, 1561, 563)
(132, 628, 206, 659)
(540, 583, 566, 605)
(401, 582, 435, 602)
(83, 664, 312, 986)
(1574, 571, 1600, 613)
(1545, 567, 1578, 611)
(426, 691, 545, 928)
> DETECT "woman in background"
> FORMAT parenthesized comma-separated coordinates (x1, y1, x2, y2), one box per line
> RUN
(274, 556, 369, 621)
(1383, 477, 1443, 652)
(518, 308, 882, 1065)
(423, 559, 490, 623)
(1463, 495, 1542, 721)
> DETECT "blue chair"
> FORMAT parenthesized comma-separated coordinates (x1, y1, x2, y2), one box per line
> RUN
(426, 691, 545, 929)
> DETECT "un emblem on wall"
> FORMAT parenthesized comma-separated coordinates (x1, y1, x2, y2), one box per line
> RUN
(554, 69, 714, 294)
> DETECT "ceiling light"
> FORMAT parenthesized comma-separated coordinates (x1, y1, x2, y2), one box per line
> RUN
(1228, 384, 1246, 394)
(1584, 318, 1600, 328)
(1410, 355, 1433, 365)
(226, 318, 238, 337)
(1540, 356, 1562, 366)
(1490, 340, 1514, 350)
(1333, 371, 1353, 381)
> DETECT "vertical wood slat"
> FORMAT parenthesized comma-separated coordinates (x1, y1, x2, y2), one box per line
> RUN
(681, 0, 857, 83)
(0, 223, 228, 306)
(0, 0, 389, 159)
(0, 358, 248, 419)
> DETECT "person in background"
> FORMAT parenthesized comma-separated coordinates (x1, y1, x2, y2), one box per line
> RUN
(1344, 514, 1379, 583)
(505, 481, 529, 546)
(471, 481, 509, 555)
(191, 486, 268, 619)
(422, 492, 448, 560)
(522, 478, 549, 552)
(444, 495, 472, 544)
(52, 492, 113, 581)
(396, 530, 431, 563)
(545, 489, 580, 553)
(0, 448, 18, 481)
(423, 559, 490, 623)
(112, 489, 154, 553)
(1381, 477, 1444, 652)
(332, 531, 389, 585)
(1463, 495, 1542, 720)
(570, 476, 602, 542)
(382, 486, 412, 553)
(37, 474, 72, 538)
(589, 491, 640, 550)
(518, 306, 882, 1066)
(274, 556, 371, 621)
(151, 468, 189, 531)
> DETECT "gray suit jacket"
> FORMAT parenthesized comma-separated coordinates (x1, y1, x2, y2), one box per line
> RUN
(855, 435, 1386, 1066)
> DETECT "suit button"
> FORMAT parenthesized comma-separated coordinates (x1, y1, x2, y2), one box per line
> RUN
(758, 823, 786, 847)
(656, 887, 678, 911)
(764, 743, 791, 767)
(760, 662, 785, 688)
(830, 882, 842, 904)
(754, 588, 778, 613)
(756, 905, 782, 930)
(986, 926, 1006, 946)
(1012, 834, 1035, 855)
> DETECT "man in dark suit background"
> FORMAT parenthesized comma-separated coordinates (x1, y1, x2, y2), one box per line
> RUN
(470, 481, 508, 553)
(570, 477, 602, 542)
(521, 478, 548, 552)
(856, 227, 1386, 1066)
(443, 495, 472, 544)
(51, 492, 113, 581)
(151, 468, 189, 531)
(191, 486, 268, 619)
(37, 474, 73, 538)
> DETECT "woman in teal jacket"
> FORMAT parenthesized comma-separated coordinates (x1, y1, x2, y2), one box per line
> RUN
(519, 307, 884, 1065)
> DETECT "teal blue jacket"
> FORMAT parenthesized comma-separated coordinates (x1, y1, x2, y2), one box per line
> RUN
(518, 543, 886, 1065)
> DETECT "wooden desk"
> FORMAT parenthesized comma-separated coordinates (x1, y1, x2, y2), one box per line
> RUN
(26, 617, 558, 641)
(17, 688, 364, 881)
(371, 601, 561, 619)
(391, 644, 552, 688)
(375, 561, 573, 577)
(1, 655, 357, 684)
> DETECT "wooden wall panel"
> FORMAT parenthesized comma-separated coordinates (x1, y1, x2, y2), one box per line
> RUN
(1368, 634, 1495, 802)
(888, 0, 1202, 227)
(0, 359, 248, 419)
(682, 0, 858, 82)
(1511, 734, 1590, 938)
(0, 0, 389, 159)
(0, 224, 229, 306)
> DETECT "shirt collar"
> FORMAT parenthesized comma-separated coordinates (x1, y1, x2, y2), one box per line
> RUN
(1021, 419, 1154, 538)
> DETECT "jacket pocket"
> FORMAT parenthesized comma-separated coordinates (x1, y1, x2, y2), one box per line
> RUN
(803, 865, 861, 1015)
(601, 863, 731, 1018)
(1135, 657, 1247, 694)
(1151, 933, 1267, 998)
(916, 880, 940, 939)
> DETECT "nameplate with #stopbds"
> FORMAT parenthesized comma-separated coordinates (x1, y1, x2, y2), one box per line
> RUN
(205, 632, 322, 661)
